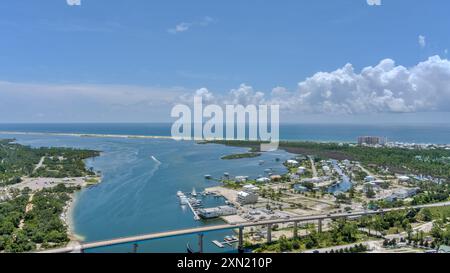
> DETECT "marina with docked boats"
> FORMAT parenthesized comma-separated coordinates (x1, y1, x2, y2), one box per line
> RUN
(177, 188, 237, 221)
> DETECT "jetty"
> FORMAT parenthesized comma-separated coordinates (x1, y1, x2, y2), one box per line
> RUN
(177, 191, 201, 221)
(187, 199, 201, 221)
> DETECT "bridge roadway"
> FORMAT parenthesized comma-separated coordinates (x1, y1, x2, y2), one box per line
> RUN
(40, 201, 450, 253)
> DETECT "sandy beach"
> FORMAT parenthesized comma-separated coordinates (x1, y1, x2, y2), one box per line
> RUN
(0, 131, 174, 140)
(63, 193, 85, 247)
(0, 131, 231, 142)
(62, 175, 104, 247)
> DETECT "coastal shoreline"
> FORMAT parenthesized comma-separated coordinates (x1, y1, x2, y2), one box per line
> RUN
(0, 131, 239, 143)
(0, 131, 174, 141)
(62, 175, 102, 248)
(63, 192, 85, 246)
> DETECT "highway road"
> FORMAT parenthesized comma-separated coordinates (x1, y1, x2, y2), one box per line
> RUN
(40, 201, 450, 253)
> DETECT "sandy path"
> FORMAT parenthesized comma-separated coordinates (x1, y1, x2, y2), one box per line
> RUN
(33, 156, 45, 173)
(309, 156, 318, 177)
(357, 164, 376, 178)
(18, 194, 34, 230)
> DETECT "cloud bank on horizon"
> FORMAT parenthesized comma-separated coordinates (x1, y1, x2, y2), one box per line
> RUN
(187, 56, 450, 115)
(1, 55, 450, 122)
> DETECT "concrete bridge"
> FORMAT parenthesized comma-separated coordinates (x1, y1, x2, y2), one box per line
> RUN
(40, 202, 450, 253)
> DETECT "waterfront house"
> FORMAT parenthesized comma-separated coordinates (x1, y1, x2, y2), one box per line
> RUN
(297, 167, 307, 175)
(343, 159, 351, 166)
(322, 165, 331, 175)
(333, 191, 345, 197)
(363, 182, 380, 193)
(289, 173, 300, 180)
(286, 160, 299, 166)
(270, 175, 282, 182)
(397, 176, 410, 183)
(365, 176, 376, 182)
(243, 184, 260, 193)
(234, 176, 249, 183)
(256, 177, 270, 183)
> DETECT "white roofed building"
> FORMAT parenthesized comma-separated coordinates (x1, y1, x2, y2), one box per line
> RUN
(256, 177, 270, 183)
(237, 191, 258, 205)
(286, 160, 299, 166)
(243, 184, 260, 192)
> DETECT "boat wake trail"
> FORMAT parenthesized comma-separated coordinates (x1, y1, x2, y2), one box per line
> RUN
(151, 155, 162, 165)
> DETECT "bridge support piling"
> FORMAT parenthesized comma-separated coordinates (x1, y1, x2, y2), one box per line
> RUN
(267, 224, 272, 244)
(293, 221, 298, 239)
(198, 233, 204, 253)
(238, 227, 244, 253)
(318, 219, 323, 233)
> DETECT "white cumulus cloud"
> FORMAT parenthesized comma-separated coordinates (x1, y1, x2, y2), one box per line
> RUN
(287, 56, 450, 114)
(366, 0, 382, 6)
(181, 56, 450, 115)
(66, 0, 81, 6)
(419, 35, 426, 48)
(168, 17, 215, 34)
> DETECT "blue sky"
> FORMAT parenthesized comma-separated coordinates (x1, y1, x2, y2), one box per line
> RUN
(1, 0, 450, 123)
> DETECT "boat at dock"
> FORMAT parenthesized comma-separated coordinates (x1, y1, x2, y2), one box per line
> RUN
(212, 240, 224, 248)
(177, 191, 201, 221)
(224, 236, 237, 242)
(178, 193, 189, 206)
(189, 198, 202, 207)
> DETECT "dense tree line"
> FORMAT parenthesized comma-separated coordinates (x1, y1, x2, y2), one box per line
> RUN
(211, 140, 450, 178)
(0, 193, 29, 252)
(0, 185, 79, 252)
(0, 139, 99, 185)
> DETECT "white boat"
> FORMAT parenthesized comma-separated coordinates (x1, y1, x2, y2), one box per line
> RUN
(177, 191, 184, 197)
(191, 188, 197, 197)
(189, 198, 202, 207)
(179, 196, 189, 205)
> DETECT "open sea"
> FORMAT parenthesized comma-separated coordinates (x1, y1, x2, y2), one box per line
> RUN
(0, 123, 449, 253)
(0, 122, 449, 144)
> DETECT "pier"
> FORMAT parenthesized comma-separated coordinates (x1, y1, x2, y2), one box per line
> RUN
(178, 190, 201, 220)
(187, 199, 201, 221)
